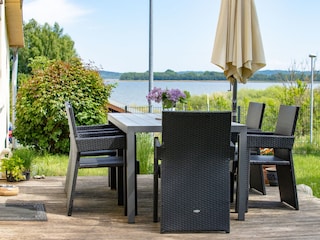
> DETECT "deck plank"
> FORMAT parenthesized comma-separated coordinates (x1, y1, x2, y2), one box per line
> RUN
(0, 175, 319, 239)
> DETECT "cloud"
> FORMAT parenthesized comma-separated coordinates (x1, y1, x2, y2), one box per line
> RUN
(23, 0, 91, 26)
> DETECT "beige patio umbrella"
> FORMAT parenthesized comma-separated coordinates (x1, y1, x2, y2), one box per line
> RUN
(211, 0, 266, 122)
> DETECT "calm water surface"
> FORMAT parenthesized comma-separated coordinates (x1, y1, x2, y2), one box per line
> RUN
(105, 80, 313, 106)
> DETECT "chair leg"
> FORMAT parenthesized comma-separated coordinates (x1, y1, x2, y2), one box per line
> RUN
(153, 163, 159, 222)
(136, 160, 140, 174)
(250, 164, 266, 195)
(277, 165, 299, 210)
(117, 166, 124, 206)
(110, 167, 117, 190)
(108, 168, 111, 187)
(230, 172, 235, 203)
(153, 137, 162, 222)
(135, 137, 138, 215)
(67, 154, 80, 216)
(65, 142, 75, 193)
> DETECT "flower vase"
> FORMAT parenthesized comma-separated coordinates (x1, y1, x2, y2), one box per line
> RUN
(163, 102, 176, 111)
(163, 107, 175, 111)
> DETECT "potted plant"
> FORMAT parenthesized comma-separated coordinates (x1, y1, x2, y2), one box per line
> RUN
(12, 148, 36, 180)
(0, 148, 13, 179)
(1, 155, 25, 182)
(146, 87, 190, 110)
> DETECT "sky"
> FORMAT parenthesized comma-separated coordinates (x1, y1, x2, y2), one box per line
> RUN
(23, 0, 320, 73)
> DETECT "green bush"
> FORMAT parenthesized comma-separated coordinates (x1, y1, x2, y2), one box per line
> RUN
(188, 81, 317, 139)
(14, 57, 115, 154)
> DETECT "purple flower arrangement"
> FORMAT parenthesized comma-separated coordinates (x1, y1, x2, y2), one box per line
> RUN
(146, 87, 189, 109)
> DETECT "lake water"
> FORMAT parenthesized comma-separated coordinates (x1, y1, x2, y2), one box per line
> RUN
(105, 80, 314, 106)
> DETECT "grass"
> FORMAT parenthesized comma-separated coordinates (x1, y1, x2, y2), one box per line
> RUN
(25, 147, 320, 199)
(294, 153, 320, 197)
(30, 133, 156, 176)
(32, 153, 108, 177)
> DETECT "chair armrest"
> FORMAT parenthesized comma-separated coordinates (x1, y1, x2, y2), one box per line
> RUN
(247, 134, 295, 149)
(76, 124, 118, 131)
(247, 129, 262, 134)
(77, 130, 124, 138)
(76, 135, 126, 152)
(247, 131, 274, 135)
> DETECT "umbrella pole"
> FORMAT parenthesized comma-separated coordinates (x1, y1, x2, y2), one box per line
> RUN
(232, 81, 237, 122)
(148, 0, 153, 113)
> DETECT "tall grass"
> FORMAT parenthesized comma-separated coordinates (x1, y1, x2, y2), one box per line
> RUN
(32, 153, 68, 176)
(294, 134, 320, 154)
(136, 133, 154, 174)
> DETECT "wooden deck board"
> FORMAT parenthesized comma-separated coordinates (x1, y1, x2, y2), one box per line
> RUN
(0, 175, 319, 239)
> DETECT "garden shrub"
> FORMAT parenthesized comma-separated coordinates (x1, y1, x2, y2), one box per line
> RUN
(14, 57, 115, 154)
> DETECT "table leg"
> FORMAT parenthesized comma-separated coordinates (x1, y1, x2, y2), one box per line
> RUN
(236, 128, 249, 221)
(126, 132, 136, 223)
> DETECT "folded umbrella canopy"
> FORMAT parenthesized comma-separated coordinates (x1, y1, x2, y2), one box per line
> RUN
(211, 0, 266, 121)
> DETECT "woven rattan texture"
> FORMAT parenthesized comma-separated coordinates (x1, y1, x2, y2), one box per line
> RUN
(160, 111, 231, 233)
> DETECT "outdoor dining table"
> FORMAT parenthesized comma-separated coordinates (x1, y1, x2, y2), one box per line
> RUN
(108, 113, 248, 223)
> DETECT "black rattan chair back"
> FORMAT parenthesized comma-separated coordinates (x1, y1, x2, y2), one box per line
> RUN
(157, 111, 231, 233)
(246, 102, 266, 130)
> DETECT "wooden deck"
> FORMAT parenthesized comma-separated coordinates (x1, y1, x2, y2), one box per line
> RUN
(0, 175, 319, 239)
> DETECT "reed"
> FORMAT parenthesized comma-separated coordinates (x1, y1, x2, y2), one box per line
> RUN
(136, 133, 154, 174)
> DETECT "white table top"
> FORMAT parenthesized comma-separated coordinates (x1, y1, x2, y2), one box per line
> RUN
(108, 112, 246, 133)
(108, 113, 162, 133)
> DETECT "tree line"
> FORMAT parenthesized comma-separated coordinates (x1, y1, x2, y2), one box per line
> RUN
(119, 69, 319, 81)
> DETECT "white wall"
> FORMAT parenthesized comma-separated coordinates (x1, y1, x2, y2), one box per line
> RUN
(0, 3, 11, 151)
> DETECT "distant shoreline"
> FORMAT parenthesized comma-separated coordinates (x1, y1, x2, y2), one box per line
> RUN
(100, 69, 320, 82)
(106, 79, 287, 83)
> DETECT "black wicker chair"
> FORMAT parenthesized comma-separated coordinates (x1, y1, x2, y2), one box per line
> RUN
(65, 102, 122, 190)
(230, 102, 265, 202)
(248, 105, 300, 210)
(154, 111, 231, 233)
(65, 102, 126, 216)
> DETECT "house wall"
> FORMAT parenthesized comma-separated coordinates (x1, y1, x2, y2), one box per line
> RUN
(0, 3, 11, 151)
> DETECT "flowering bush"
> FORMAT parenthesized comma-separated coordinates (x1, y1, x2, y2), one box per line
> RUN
(146, 87, 189, 109)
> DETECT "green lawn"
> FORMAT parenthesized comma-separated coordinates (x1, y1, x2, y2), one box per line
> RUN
(31, 153, 108, 177)
(294, 153, 320, 198)
(30, 152, 320, 198)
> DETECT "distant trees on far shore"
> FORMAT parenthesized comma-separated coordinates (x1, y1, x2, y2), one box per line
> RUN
(112, 69, 319, 81)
